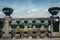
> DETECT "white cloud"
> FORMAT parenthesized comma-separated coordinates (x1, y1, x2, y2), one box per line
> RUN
(27, 8, 38, 13)
(0, 12, 5, 18)
(25, 7, 51, 18)
(0, 0, 60, 18)
(44, 9, 48, 12)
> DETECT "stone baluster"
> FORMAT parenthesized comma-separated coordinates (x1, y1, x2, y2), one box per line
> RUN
(40, 25, 46, 38)
(32, 25, 37, 38)
(15, 25, 21, 39)
(23, 25, 28, 38)
(47, 25, 52, 38)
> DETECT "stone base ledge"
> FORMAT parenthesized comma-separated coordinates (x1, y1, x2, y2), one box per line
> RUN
(52, 32, 60, 38)
(0, 38, 60, 40)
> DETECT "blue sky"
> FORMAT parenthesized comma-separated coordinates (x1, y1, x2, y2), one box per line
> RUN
(0, 0, 60, 18)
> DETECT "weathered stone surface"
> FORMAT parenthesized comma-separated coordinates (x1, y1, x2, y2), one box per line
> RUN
(52, 32, 60, 38)
(2, 17, 12, 39)
(40, 33, 46, 38)
(40, 25, 46, 32)
(2, 34, 11, 39)
(15, 34, 20, 39)
(1, 38, 60, 40)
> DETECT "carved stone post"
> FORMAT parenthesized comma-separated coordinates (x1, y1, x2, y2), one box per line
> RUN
(2, 7, 13, 39)
(48, 7, 60, 38)
(2, 16, 12, 39)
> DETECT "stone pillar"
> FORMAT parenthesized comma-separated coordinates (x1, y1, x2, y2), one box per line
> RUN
(2, 16, 12, 39)
(58, 21, 60, 37)
(48, 7, 60, 38)
(51, 16, 60, 38)
(59, 24, 60, 33)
